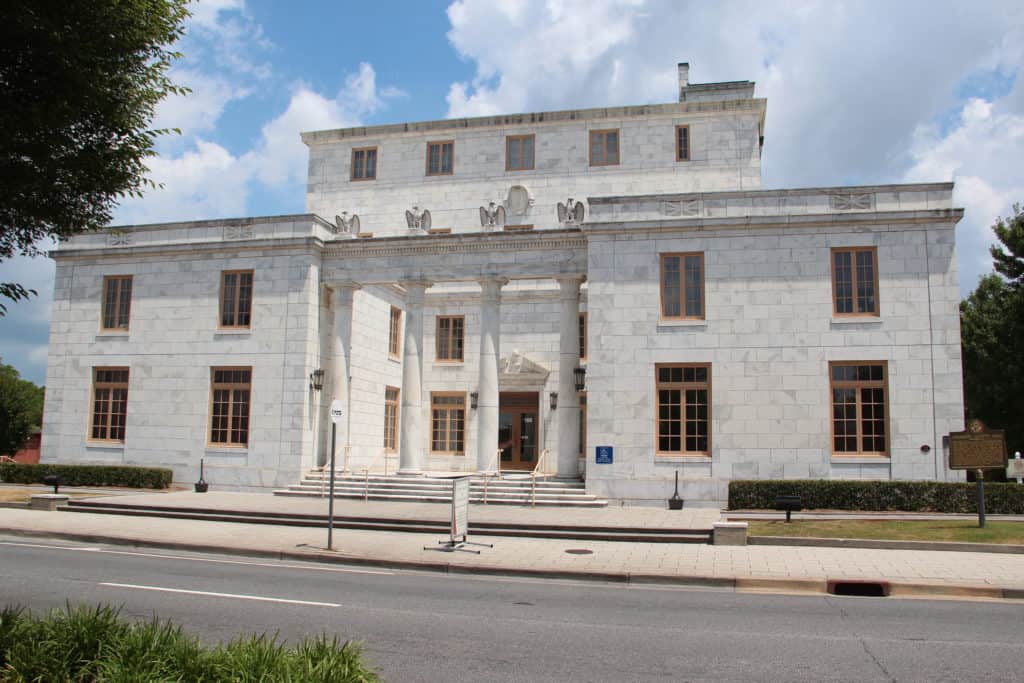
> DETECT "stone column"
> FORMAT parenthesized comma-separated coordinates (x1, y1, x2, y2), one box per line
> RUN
(476, 277, 507, 472)
(330, 282, 360, 472)
(555, 276, 584, 478)
(398, 280, 431, 475)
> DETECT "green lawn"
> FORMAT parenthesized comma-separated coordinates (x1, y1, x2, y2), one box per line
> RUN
(748, 519, 1024, 544)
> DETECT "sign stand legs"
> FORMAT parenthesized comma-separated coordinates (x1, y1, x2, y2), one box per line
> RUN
(975, 468, 986, 529)
(327, 422, 337, 550)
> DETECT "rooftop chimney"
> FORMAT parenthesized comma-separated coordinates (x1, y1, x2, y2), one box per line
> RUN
(678, 62, 690, 101)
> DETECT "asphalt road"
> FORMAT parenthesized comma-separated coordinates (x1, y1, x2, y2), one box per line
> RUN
(1, 534, 1022, 682)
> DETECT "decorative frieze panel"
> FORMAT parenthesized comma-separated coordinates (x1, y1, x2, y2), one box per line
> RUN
(659, 199, 701, 217)
(106, 229, 133, 246)
(830, 192, 874, 211)
(223, 224, 254, 240)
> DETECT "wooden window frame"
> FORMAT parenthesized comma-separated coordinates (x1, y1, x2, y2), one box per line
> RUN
(100, 275, 133, 332)
(208, 366, 252, 448)
(425, 140, 455, 176)
(589, 129, 620, 167)
(388, 306, 402, 359)
(829, 361, 889, 457)
(505, 134, 535, 171)
(503, 224, 534, 232)
(578, 312, 587, 361)
(831, 247, 879, 317)
(578, 392, 587, 458)
(655, 363, 711, 456)
(384, 386, 400, 452)
(219, 270, 254, 329)
(675, 124, 691, 161)
(430, 391, 466, 454)
(435, 315, 465, 363)
(88, 367, 129, 444)
(659, 252, 705, 321)
(350, 146, 377, 181)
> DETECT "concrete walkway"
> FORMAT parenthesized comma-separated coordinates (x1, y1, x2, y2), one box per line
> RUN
(0, 496, 1022, 601)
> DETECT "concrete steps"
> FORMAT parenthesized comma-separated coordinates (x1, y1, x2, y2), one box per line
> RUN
(62, 500, 711, 543)
(275, 471, 608, 508)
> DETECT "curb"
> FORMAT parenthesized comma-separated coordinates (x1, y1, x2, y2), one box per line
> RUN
(749, 536, 1024, 555)
(1, 525, 1021, 602)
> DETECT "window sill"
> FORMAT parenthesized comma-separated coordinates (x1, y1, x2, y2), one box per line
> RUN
(85, 442, 124, 451)
(388, 355, 402, 364)
(434, 360, 465, 366)
(830, 317, 882, 326)
(830, 456, 890, 464)
(95, 331, 130, 339)
(205, 446, 249, 455)
(214, 329, 253, 336)
(655, 456, 712, 464)
(657, 319, 707, 329)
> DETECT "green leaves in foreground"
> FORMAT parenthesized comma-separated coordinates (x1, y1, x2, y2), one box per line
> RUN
(0, 603, 380, 682)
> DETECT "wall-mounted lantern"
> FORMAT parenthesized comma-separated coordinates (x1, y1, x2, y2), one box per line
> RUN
(549, 392, 558, 410)
(573, 366, 587, 393)
(470, 392, 479, 410)
(309, 368, 325, 392)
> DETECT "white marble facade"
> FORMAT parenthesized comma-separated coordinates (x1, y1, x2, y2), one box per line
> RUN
(41, 65, 965, 505)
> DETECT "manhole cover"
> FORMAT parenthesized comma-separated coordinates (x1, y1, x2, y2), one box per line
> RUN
(564, 548, 594, 555)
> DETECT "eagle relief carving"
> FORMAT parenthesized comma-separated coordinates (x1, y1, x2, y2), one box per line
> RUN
(334, 212, 360, 235)
(479, 201, 506, 229)
(556, 198, 585, 226)
(405, 206, 432, 233)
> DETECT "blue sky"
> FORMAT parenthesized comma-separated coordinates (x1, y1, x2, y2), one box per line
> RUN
(2, 0, 1024, 384)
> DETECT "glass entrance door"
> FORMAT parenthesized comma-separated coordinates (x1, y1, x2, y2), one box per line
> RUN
(498, 392, 539, 470)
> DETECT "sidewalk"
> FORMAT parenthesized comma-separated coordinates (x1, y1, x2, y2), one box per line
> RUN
(1, 499, 1023, 601)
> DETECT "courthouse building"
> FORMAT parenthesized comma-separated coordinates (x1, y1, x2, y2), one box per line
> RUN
(41, 64, 966, 506)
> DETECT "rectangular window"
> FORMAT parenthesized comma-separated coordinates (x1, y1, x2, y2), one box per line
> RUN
(435, 315, 464, 362)
(589, 129, 620, 166)
(209, 367, 252, 447)
(660, 253, 705, 320)
(830, 362, 888, 456)
(832, 247, 878, 316)
(388, 306, 402, 358)
(506, 134, 535, 171)
(220, 270, 253, 328)
(384, 386, 400, 452)
(578, 392, 587, 458)
(101, 275, 133, 331)
(430, 393, 466, 454)
(351, 147, 377, 181)
(90, 367, 129, 442)
(676, 125, 690, 161)
(656, 364, 710, 455)
(426, 140, 454, 176)
(578, 312, 587, 361)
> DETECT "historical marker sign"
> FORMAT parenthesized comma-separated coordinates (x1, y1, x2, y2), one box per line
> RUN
(948, 420, 1007, 470)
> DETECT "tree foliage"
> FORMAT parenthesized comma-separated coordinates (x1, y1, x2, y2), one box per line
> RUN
(0, 359, 45, 455)
(0, 0, 191, 314)
(960, 204, 1024, 452)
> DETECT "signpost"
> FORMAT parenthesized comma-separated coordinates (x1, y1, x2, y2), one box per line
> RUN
(948, 420, 1008, 528)
(326, 399, 344, 550)
(426, 476, 492, 554)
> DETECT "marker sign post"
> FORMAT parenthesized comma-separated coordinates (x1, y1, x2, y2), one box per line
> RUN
(948, 420, 1008, 528)
(327, 400, 343, 550)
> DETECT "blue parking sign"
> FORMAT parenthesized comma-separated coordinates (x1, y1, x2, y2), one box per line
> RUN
(595, 446, 613, 464)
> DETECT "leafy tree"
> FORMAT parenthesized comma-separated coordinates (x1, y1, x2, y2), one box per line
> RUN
(0, 0, 191, 315)
(0, 359, 45, 455)
(960, 204, 1024, 452)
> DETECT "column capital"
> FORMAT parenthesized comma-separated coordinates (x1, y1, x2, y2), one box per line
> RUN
(555, 274, 586, 298)
(327, 280, 362, 294)
(400, 280, 432, 303)
(478, 277, 508, 302)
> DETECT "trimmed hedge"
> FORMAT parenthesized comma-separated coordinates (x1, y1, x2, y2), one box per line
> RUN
(728, 479, 1024, 514)
(0, 463, 172, 489)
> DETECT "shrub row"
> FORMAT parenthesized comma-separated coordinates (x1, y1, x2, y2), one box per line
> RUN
(0, 604, 379, 682)
(728, 479, 1024, 514)
(0, 463, 172, 489)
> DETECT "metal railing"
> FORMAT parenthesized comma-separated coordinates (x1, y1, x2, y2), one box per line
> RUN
(480, 448, 504, 505)
(360, 449, 391, 501)
(530, 448, 552, 507)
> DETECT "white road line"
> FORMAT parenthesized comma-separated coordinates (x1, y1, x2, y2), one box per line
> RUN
(99, 582, 341, 608)
(0, 541, 393, 575)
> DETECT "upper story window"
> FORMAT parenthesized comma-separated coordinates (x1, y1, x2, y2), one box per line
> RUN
(506, 134, 535, 171)
(209, 367, 252, 447)
(676, 125, 690, 161)
(660, 253, 705, 320)
(351, 147, 377, 181)
(830, 362, 888, 456)
(220, 270, 253, 329)
(832, 247, 878, 316)
(589, 129, 619, 166)
(388, 306, 402, 358)
(656, 364, 710, 456)
(384, 386, 400, 452)
(578, 312, 587, 361)
(101, 275, 133, 331)
(436, 315, 464, 362)
(90, 367, 129, 443)
(426, 140, 454, 176)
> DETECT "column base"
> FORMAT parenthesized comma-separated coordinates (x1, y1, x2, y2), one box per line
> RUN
(396, 468, 424, 477)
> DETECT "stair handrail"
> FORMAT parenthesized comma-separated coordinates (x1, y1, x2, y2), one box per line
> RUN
(480, 448, 503, 505)
(530, 448, 551, 508)
(360, 449, 391, 501)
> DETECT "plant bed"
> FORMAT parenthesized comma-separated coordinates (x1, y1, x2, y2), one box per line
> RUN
(0, 463, 172, 489)
(748, 519, 1024, 545)
(0, 603, 379, 682)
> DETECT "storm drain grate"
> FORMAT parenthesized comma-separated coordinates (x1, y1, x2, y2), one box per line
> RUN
(828, 580, 890, 597)
(564, 548, 594, 555)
